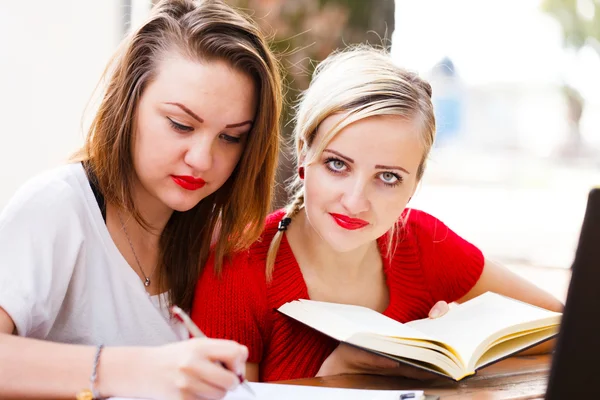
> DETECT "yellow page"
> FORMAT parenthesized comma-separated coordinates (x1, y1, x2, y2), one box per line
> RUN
(475, 326, 557, 369)
(406, 292, 561, 366)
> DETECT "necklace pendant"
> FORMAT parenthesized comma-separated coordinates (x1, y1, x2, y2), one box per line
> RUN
(144, 278, 151, 287)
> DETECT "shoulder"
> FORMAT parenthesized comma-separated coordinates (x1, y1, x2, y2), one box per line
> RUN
(395, 208, 484, 302)
(390, 208, 466, 248)
(386, 207, 484, 276)
(0, 164, 92, 336)
(383, 209, 449, 252)
(0, 163, 91, 230)
(403, 208, 448, 239)
(398, 207, 482, 257)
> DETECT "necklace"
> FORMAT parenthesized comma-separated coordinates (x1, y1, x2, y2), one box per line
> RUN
(117, 211, 155, 287)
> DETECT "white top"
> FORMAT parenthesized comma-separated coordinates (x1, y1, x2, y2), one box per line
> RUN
(0, 163, 186, 345)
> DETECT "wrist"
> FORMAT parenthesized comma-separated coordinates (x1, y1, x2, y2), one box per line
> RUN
(95, 346, 156, 398)
(76, 345, 105, 400)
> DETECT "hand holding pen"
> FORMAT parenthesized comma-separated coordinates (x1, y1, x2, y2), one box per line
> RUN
(171, 305, 256, 397)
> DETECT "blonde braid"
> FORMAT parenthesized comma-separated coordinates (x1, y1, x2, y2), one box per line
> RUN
(265, 190, 305, 281)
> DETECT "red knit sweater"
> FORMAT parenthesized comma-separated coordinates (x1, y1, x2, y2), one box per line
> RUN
(191, 209, 484, 382)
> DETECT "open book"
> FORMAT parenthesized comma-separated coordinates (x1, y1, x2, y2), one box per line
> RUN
(278, 292, 561, 381)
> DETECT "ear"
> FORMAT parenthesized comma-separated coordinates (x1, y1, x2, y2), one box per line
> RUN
(298, 152, 306, 167)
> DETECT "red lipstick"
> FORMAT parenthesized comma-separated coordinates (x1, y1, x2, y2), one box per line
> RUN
(171, 175, 206, 191)
(329, 213, 369, 230)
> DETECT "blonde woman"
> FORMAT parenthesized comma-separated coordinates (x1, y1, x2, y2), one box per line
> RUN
(192, 46, 563, 382)
(0, 0, 282, 398)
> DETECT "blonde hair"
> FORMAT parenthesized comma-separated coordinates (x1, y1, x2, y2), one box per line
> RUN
(266, 45, 435, 279)
(72, 0, 282, 311)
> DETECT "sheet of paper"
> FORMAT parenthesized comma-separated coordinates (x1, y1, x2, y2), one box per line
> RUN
(110, 382, 424, 400)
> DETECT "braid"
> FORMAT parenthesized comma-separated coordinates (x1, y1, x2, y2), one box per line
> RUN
(265, 190, 304, 281)
(287, 190, 305, 218)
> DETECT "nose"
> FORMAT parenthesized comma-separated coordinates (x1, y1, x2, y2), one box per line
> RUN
(340, 179, 370, 215)
(184, 135, 214, 172)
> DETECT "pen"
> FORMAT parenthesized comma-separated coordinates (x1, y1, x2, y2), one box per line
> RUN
(170, 305, 256, 397)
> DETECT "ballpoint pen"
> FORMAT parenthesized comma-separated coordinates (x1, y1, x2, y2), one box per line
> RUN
(170, 305, 256, 397)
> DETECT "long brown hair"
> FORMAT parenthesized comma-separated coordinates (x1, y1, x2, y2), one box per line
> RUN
(73, 0, 282, 311)
(266, 46, 435, 279)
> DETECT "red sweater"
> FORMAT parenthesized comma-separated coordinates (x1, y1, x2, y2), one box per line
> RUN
(191, 209, 484, 382)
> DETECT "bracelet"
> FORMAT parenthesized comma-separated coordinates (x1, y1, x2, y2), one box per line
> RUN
(76, 344, 104, 400)
(90, 344, 104, 399)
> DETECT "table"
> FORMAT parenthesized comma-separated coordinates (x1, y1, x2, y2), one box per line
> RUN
(278, 355, 551, 399)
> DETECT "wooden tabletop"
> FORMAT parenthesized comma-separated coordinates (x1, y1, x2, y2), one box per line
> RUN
(277, 355, 551, 400)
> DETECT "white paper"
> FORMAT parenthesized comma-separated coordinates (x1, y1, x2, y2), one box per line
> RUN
(110, 382, 424, 400)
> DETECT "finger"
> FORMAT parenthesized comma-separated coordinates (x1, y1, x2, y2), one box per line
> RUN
(428, 301, 449, 319)
(179, 360, 239, 399)
(195, 339, 248, 377)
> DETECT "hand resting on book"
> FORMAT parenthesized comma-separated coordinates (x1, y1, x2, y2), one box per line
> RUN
(316, 301, 449, 380)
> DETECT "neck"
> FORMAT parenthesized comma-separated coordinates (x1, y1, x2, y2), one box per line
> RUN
(130, 178, 173, 238)
(107, 180, 173, 250)
(288, 209, 378, 279)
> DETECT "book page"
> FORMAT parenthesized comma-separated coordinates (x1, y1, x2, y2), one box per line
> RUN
(475, 326, 557, 369)
(280, 299, 438, 342)
(109, 382, 424, 400)
(406, 292, 561, 364)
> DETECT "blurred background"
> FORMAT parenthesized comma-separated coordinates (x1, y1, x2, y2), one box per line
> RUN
(1, 0, 598, 296)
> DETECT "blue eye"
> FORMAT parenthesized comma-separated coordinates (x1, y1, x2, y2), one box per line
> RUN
(325, 158, 347, 173)
(167, 117, 193, 133)
(378, 172, 402, 187)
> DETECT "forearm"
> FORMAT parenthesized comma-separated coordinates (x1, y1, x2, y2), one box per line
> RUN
(0, 333, 152, 399)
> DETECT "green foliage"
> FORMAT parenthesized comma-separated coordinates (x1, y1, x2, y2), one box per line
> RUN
(542, 0, 600, 52)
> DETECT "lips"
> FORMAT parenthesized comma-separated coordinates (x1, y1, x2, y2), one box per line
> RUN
(171, 175, 206, 191)
(329, 213, 369, 230)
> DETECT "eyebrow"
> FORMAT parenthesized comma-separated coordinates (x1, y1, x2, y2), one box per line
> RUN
(165, 102, 253, 128)
(323, 149, 410, 174)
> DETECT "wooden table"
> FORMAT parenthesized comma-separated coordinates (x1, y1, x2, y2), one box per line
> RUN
(278, 355, 551, 399)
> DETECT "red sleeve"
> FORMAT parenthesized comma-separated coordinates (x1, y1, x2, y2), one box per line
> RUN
(408, 209, 484, 303)
(191, 250, 269, 364)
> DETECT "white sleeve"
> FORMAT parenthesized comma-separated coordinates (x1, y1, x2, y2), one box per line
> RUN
(0, 177, 84, 338)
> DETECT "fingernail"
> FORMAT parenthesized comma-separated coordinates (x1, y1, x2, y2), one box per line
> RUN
(429, 308, 441, 318)
(236, 363, 245, 377)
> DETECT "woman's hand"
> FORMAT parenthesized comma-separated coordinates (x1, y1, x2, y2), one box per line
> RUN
(316, 301, 449, 380)
(142, 338, 248, 400)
